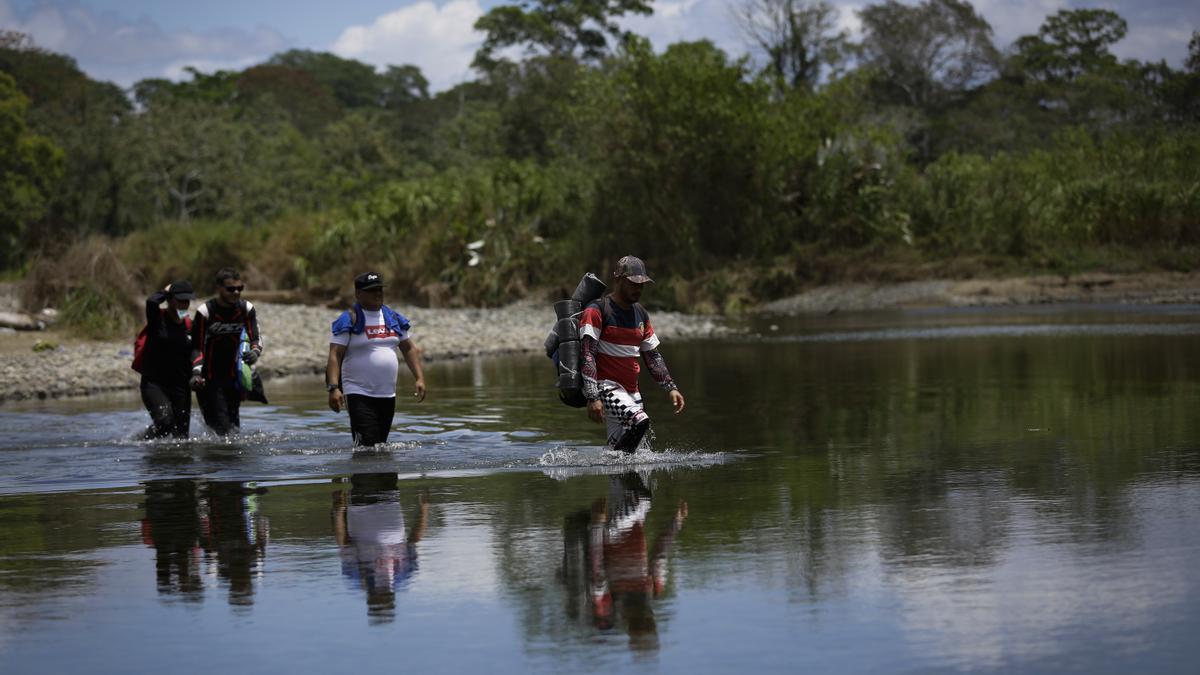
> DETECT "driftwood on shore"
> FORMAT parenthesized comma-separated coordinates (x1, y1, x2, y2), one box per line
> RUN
(0, 311, 46, 331)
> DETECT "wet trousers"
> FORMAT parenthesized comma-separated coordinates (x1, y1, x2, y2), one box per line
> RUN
(141, 379, 191, 439)
(347, 394, 396, 447)
(198, 379, 241, 436)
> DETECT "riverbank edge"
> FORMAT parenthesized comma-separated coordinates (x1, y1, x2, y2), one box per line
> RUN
(0, 298, 734, 404)
(3, 270, 1200, 405)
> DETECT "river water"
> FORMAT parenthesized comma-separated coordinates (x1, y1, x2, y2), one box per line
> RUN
(1, 304, 1199, 673)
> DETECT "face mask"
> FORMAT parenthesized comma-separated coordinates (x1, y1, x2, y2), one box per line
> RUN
(177, 309, 190, 321)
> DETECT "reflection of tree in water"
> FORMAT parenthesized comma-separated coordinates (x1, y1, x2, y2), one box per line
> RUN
(332, 473, 428, 625)
(140, 479, 268, 606)
(560, 472, 687, 653)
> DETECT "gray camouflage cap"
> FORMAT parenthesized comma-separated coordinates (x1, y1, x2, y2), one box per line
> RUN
(613, 255, 653, 283)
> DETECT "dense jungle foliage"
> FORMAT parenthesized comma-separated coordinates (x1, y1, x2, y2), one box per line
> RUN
(1, 0, 1199, 329)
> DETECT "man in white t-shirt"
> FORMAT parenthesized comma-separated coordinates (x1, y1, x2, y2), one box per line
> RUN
(325, 272, 427, 446)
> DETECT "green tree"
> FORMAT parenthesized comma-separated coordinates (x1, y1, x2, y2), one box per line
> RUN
(268, 50, 382, 109)
(1011, 9, 1143, 130)
(0, 32, 130, 242)
(581, 39, 781, 272)
(380, 64, 431, 108)
(0, 71, 64, 269)
(236, 64, 342, 134)
(1014, 9, 1127, 84)
(132, 68, 239, 109)
(473, 0, 652, 70)
(857, 0, 999, 111)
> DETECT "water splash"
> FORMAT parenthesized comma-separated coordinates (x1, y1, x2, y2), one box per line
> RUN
(537, 444, 727, 480)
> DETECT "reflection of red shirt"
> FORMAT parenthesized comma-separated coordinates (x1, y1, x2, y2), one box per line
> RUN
(604, 522, 653, 593)
(578, 299, 659, 393)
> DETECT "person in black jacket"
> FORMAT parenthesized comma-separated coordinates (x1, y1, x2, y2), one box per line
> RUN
(141, 280, 195, 439)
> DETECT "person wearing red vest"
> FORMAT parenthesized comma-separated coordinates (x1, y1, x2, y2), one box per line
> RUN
(578, 256, 686, 452)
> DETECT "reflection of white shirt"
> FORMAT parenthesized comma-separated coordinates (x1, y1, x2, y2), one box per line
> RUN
(330, 309, 406, 398)
(341, 500, 409, 593)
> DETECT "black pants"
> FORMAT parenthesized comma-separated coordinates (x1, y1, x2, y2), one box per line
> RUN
(198, 379, 241, 436)
(141, 379, 192, 439)
(347, 394, 396, 447)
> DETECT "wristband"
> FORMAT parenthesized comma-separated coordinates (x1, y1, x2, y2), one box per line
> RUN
(326, 383, 340, 392)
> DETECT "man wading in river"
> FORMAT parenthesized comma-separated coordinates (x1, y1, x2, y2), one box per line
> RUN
(190, 268, 262, 436)
(579, 256, 686, 452)
(326, 272, 426, 446)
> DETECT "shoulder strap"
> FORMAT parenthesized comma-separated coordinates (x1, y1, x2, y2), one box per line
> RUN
(600, 295, 614, 326)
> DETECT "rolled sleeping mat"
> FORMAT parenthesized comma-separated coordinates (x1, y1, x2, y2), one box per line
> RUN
(555, 339, 580, 376)
(570, 272, 607, 304)
(554, 317, 579, 342)
(559, 388, 587, 408)
(557, 370, 582, 390)
(554, 299, 582, 320)
(544, 329, 559, 358)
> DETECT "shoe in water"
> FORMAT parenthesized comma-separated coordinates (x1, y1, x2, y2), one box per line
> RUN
(613, 418, 650, 454)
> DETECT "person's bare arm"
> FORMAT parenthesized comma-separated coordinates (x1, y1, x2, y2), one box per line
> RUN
(398, 339, 426, 401)
(326, 343, 347, 412)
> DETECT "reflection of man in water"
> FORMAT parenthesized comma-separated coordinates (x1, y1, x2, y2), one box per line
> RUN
(141, 479, 204, 600)
(332, 473, 429, 623)
(201, 481, 269, 607)
(561, 472, 687, 652)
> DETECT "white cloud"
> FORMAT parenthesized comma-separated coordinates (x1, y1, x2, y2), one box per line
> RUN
(331, 0, 485, 92)
(0, 0, 289, 88)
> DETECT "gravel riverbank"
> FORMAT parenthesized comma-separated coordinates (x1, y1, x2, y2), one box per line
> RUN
(5, 270, 1199, 404)
(0, 299, 734, 403)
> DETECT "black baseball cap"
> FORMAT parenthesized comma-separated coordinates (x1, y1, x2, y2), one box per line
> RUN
(168, 280, 194, 300)
(613, 256, 653, 283)
(355, 272, 384, 290)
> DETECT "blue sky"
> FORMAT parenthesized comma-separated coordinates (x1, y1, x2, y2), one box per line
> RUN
(2, 0, 1196, 92)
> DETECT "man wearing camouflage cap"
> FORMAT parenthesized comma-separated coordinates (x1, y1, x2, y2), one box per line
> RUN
(577, 255, 686, 452)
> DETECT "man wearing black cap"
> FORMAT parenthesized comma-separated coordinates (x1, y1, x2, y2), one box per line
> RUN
(140, 280, 195, 438)
(326, 272, 426, 446)
(578, 256, 686, 452)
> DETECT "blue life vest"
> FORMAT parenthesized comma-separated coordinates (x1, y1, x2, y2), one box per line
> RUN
(331, 304, 411, 337)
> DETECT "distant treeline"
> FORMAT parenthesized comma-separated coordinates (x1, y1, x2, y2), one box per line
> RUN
(1, 0, 1199, 324)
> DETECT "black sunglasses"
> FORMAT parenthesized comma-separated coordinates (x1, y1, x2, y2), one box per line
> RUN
(224, 285, 245, 292)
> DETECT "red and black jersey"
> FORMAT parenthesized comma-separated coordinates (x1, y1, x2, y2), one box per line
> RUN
(578, 296, 660, 394)
(191, 299, 260, 380)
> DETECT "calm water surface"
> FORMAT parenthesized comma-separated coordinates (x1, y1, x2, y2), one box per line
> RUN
(2, 304, 1199, 673)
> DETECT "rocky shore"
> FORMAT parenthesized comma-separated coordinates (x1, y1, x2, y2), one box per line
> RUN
(0, 299, 734, 403)
(3, 270, 1199, 404)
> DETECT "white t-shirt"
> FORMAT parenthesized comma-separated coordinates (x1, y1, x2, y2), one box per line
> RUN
(330, 309, 407, 398)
